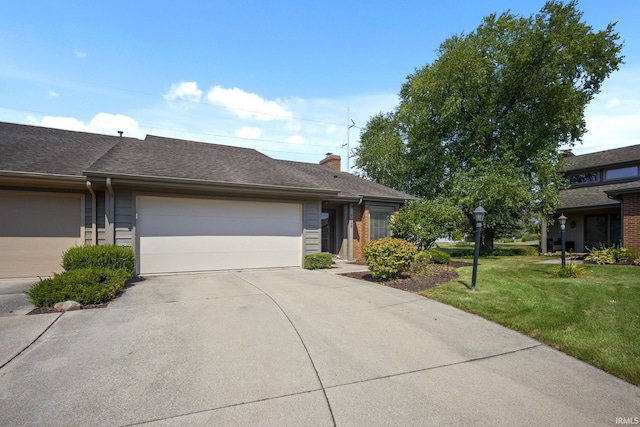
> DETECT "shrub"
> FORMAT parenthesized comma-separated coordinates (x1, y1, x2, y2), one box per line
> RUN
(634, 256, 640, 266)
(62, 245, 135, 274)
(554, 264, 586, 278)
(411, 251, 434, 275)
(363, 238, 417, 279)
(626, 247, 640, 263)
(424, 249, 451, 264)
(27, 268, 131, 307)
(304, 252, 332, 270)
(586, 246, 626, 265)
(390, 198, 464, 250)
(483, 247, 539, 257)
(521, 234, 540, 242)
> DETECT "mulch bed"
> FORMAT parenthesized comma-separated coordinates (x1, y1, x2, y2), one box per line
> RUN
(340, 261, 473, 293)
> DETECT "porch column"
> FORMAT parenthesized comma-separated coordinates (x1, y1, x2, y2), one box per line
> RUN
(348, 204, 354, 260)
(540, 218, 547, 254)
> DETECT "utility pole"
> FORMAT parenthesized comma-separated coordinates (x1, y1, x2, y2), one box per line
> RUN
(343, 108, 355, 172)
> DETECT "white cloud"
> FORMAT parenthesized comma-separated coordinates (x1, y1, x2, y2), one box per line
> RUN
(48, 90, 59, 98)
(604, 97, 620, 109)
(164, 81, 202, 102)
(283, 120, 302, 132)
(36, 113, 141, 138)
(39, 116, 92, 132)
(206, 86, 293, 121)
(286, 135, 304, 145)
(576, 67, 640, 154)
(326, 124, 337, 134)
(235, 126, 262, 139)
(75, 50, 87, 59)
(90, 113, 139, 134)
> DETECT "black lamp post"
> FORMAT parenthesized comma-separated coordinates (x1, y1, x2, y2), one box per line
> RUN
(558, 214, 567, 267)
(471, 206, 486, 291)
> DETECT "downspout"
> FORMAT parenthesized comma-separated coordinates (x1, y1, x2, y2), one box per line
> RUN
(86, 181, 97, 245)
(106, 177, 115, 244)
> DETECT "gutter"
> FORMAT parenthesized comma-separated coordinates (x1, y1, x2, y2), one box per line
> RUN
(0, 170, 87, 188)
(106, 177, 115, 244)
(86, 181, 97, 245)
(84, 171, 340, 199)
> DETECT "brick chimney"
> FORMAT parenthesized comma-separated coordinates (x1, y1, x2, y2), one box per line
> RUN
(320, 153, 341, 171)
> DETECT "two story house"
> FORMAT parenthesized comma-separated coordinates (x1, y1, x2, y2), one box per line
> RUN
(550, 144, 640, 252)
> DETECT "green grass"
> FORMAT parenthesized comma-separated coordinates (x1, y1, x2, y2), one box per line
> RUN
(421, 256, 640, 385)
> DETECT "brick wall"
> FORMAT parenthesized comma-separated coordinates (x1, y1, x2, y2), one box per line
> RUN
(353, 204, 366, 261)
(623, 193, 640, 249)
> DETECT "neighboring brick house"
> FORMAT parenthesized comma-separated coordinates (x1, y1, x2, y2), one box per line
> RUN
(550, 144, 640, 251)
(0, 121, 413, 278)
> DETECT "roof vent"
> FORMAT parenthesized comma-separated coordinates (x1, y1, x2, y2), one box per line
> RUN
(117, 131, 123, 137)
(320, 153, 341, 172)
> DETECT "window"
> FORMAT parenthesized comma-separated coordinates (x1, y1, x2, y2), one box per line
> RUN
(605, 166, 638, 180)
(569, 172, 598, 185)
(369, 208, 394, 241)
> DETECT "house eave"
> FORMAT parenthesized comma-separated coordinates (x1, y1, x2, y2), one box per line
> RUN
(83, 171, 340, 199)
(0, 170, 87, 189)
(556, 202, 620, 212)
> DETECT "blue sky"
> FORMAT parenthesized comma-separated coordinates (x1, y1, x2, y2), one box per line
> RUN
(1, 1, 639, 171)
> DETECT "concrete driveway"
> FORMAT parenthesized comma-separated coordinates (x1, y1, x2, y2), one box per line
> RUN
(0, 269, 638, 426)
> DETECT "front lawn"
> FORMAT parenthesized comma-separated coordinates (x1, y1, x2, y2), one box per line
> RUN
(421, 257, 640, 386)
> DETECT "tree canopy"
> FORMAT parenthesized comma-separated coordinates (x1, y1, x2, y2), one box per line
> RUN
(355, 1, 623, 249)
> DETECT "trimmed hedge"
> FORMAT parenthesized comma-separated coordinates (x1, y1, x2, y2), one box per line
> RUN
(62, 245, 135, 274)
(424, 249, 451, 264)
(304, 252, 333, 270)
(27, 268, 131, 307)
(364, 238, 417, 279)
(482, 247, 539, 257)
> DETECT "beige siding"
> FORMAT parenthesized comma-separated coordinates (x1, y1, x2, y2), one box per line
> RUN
(0, 191, 84, 278)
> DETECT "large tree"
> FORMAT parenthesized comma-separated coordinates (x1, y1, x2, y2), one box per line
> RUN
(355, 1, 623, 249)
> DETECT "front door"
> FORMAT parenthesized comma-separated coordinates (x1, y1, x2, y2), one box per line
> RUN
(321, 209, 336, 253)
(584, 214, 608, 250)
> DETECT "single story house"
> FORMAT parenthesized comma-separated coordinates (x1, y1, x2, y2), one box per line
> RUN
(549, 144, 640, 252)
(0, 122, 414, 278)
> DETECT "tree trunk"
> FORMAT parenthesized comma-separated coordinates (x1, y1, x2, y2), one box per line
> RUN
(481, 227, 495, 252)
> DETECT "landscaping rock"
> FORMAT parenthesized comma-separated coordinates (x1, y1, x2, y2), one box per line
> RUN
(54, 301, 82, 312)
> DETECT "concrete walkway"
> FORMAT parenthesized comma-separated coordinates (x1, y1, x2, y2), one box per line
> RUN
(0, 269, 638, 426)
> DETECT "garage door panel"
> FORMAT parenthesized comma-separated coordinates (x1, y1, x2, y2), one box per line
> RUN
(139, 214, 299, 238)
(0, 193, 83, 278)
(0, 195, 82, 238)
(138, 196, 302, 274)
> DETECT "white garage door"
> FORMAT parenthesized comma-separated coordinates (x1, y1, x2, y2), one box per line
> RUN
(137, 196, 303, 274)
(0, 192, 84, 278)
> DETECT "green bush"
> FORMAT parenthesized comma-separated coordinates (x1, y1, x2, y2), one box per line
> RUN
(62, 245, 135, 274)
(364, 238, 417, 279)
(587, 246, 638, 265)
(411, 251, 434, 275)
(441, 247, 475, 257)
(521, 234, 540, 242)
(482, 247, 539, 257)
(424, 249, 451, 264)
(304, 252, 333, 270)
(626, 247, 640, 263)
(27, 268, 131, 307)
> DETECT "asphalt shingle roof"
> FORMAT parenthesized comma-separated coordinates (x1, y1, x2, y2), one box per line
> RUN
(564, 144, 640, 172)
(559, 183, 622, 210)
(0, 121, 119, 176)
(0, 122, 413, 201)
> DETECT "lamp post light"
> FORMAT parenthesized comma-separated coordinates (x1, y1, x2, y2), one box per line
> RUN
(558, 214, 567, 267)
(471, 206, 486, 291)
